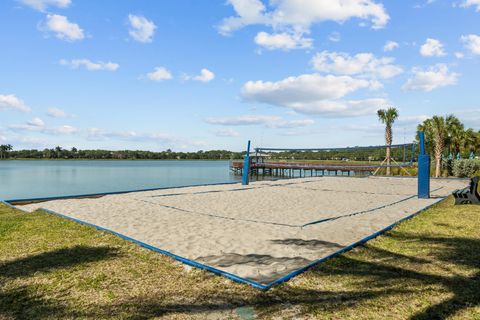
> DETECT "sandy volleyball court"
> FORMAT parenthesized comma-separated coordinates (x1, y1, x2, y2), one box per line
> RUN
(16, 176, 467, 287)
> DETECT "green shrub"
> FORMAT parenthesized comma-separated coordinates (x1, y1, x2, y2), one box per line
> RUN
(452, 159, 480, 178)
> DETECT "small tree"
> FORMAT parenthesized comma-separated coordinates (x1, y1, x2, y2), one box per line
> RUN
(0, 144, 12, 159)
(377, 107, 399, 175)
(419, 116, 447, 177)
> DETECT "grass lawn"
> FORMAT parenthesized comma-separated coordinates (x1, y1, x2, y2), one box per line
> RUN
(1, 198, 479, 319)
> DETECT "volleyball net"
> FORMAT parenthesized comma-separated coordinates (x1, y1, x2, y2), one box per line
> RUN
(241, 133, 431, 200)
(255, 143, 417, 168)
(251, 143, 417, 174)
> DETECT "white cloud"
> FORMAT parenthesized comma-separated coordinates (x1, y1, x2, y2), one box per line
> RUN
(311, 51, 403, 79)
(47, 107, 68, 118)
(87, 128, 175, 143)
(383, 40, 399, 52)
(218, 0, 268, 35)
(5, 136, 49, 149)
(219, 0, 389, 35)
(43, 14, 84, 41)
(328, 32, 341, 42)
(282, 98, 389, 117)
(146, 67, 173, 81)
(461, 34, 480, 55)
(184, 68, 215, 82)
(219, 0, 389, 50)
(455, 52, 465, 59)
(420, 38, 446, 57)
(0, 94, 31, 112)
(18, 0, 71, 12)
(128, 14, 156, 43)
(242, 74, 374, 106)
(9, 118, 77, 135)
(28, 117, 45, 127)
(59, 59, 119, 71)
(461, 0, 480, 11)
(54, 125, 77, 134)
(205, 115, 314, 128)
(214, 128, 240, 137)
(9, 119, 44, 131)
(402, 64, 458, 92)
(269, 119, 315, 128)
(206, 115, 281, 126)
(396, 115, 431, 126)
(240, 73, 387, 117)
(337, 114, 430, 136)
(254, 31, 312, 50)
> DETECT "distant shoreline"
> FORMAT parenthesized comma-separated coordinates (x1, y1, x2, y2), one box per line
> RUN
(0, 158, 237, 161)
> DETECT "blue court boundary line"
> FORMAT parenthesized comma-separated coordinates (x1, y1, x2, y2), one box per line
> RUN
(3, 192, 453, 290)
(4, 181, 241, 204)
(302, 186, 444, 228)
(1, 200, 29, 213)
(2, 176, 463, 290)
(3, 176, 354, 204)
(31, 207, 269, 290)
(260, 195, 451, 289)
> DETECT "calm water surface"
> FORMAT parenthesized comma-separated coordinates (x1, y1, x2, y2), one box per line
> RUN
(0, 160, 240, 200)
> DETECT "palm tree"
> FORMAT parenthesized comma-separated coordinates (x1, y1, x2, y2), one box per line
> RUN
(0, 144, 12, 159)
(475, 131, 480, 155)
(463, 128, 477, 154)
(377, 107, 399, 175)
(446, 115, 464, 157)
(0, 145, 6, 159)
(419, 116, 447, 177)
(55, 146, 62, 158)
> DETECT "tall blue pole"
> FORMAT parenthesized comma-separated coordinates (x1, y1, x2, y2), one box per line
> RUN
(242, 140, 251, 185)
(418, 132, 430, 199)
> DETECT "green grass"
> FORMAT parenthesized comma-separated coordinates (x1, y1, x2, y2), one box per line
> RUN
(1, 199, 479, 319)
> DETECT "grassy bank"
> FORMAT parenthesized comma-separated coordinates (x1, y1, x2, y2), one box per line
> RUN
(1, 199, 479, 319)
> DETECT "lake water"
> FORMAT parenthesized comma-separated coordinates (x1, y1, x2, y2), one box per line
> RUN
(0, 160, 241, 200)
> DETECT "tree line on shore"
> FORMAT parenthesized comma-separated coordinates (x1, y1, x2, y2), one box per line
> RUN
(0, 146, 244, 160)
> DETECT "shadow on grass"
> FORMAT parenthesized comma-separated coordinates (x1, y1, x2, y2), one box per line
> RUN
(98, 232, 479, 319)
(0, 286, 77, 319)
(101, 287, 410, 320)
(0, 245, 118, 319)
(312, 232, 480, 320)
(0, 246, 119, 278)
(1, 220, 478, 319)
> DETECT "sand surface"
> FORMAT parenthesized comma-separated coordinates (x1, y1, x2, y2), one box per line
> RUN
(17, 176, 466, 286)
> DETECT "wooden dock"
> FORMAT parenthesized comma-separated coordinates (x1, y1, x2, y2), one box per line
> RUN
(230, 160, 376, 178)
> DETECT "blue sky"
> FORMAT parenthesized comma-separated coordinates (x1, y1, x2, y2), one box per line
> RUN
(1, 0, 479, 152)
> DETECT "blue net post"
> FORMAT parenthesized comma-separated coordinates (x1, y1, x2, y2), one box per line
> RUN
(418, 132, 430, 199)
(242, 140, 251, 185)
